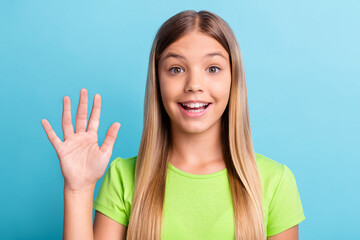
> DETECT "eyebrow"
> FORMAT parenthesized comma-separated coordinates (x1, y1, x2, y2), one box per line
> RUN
(161, 51, 227, 61)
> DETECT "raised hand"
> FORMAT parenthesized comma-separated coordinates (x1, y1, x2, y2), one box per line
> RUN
(41, 88, 121, 192)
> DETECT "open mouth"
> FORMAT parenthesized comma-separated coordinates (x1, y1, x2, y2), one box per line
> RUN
(178, 103, 211, 113)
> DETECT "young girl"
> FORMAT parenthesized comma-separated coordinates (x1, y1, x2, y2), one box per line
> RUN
(41, 10, 305, 240)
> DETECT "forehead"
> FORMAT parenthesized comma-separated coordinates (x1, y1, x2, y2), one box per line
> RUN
(161, 51, 228, 62)
(159, 31, 229, 63)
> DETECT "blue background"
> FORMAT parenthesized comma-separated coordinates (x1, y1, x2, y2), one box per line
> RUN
(1, 0, 359, 239)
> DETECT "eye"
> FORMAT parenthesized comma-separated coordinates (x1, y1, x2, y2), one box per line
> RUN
(208, 66, 220, 74)
(169, 66, 184, 75)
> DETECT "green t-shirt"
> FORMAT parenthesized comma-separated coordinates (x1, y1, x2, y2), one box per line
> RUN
(93, 153, 305, 238)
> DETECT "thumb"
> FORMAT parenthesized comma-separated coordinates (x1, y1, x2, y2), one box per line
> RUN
(99, 122, 121, 154)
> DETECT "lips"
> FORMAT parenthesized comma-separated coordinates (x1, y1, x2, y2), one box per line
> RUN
(179, 103, 210, 110)
(177, 102, 211, 117)
(178, 100, 212, 104)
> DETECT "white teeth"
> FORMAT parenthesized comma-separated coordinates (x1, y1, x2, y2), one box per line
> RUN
(187, 108, 205, 113)
(182, 102, 208, 108)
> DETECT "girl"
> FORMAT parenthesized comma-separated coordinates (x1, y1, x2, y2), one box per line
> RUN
(41, 10, 305, 240)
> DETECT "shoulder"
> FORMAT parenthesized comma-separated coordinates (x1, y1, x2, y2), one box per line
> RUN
(94, 156, 138, 226)
(107, 155, 137, 190)
(254, 152, 303, 212)
(254, 152, 285, 182)
(109, 155, 137, 172)
(254, 152, 290, 201)
(254, 153, 306, 235)
(254, 152, 298, 188)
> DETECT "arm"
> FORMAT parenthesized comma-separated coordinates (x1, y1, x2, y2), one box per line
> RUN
(267, 224, 299, 240)
(63, 185, 95, 240)
(42, 89, 124, 239)
(63, 185, 127, 240)
(93, 211, 127, 240)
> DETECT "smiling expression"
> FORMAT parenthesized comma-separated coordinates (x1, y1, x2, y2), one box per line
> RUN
(157, 30, 231, 135)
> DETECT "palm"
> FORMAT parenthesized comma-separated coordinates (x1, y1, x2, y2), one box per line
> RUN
(58, 132, 105, 191)
(41, 89, 121, 192)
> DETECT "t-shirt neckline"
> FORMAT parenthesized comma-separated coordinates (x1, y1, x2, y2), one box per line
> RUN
(167, 162, 227, 179)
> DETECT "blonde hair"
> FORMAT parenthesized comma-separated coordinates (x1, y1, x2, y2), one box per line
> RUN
(126, 10, 265, 240)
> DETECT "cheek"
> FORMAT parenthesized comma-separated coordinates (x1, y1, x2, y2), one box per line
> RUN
(159, 79, 180, 114)
(159, 82, 173, 102)
(159, 77, 183, 100)
(222, 74, 232, 98)
(159, 75, 169, 98)
(212, 79, 231, 103)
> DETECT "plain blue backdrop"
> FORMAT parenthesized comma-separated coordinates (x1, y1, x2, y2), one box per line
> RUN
(1, 0, 359, 239)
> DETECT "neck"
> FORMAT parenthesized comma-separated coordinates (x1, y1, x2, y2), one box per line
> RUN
(168, 119, 224, 167)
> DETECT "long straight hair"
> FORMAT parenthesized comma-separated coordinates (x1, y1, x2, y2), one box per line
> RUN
(126, 10, 265, 240)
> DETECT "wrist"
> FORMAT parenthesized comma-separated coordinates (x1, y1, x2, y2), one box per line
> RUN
(64, 183, 96, 195)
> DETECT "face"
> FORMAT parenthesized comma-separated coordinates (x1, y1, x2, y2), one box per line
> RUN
(158, 30, 231, 135)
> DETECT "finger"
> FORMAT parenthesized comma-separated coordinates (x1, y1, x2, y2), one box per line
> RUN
(75, 88, 88, 133)
(99, 122, 121, 154)
(41, 119, 63, 150)
(62, 96, 74, 140)
(86, 94, 101, 133)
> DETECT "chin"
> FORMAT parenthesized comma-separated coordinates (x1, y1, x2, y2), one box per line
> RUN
(178, 122, 211, 134)
(183, 128, 207, 134)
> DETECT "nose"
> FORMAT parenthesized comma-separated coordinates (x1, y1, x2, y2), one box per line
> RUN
(184, 68, 204, 93)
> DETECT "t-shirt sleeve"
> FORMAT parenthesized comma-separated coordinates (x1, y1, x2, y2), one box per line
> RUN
(266, 164, 306, 236)
(93, 159, 128, 226)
